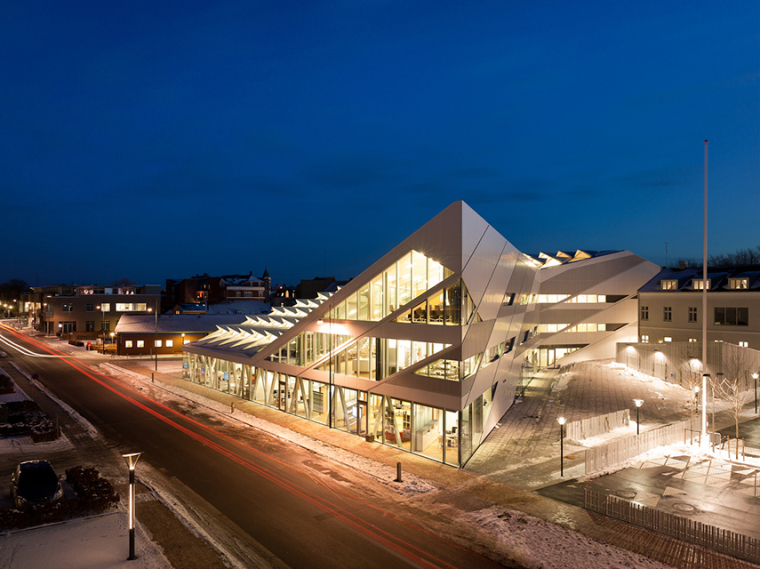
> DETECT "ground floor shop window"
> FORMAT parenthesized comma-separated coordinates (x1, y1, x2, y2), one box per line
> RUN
(181, 353, 501, 467)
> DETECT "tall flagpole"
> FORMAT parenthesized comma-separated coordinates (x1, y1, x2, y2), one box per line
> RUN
(702, 140, 708, 441)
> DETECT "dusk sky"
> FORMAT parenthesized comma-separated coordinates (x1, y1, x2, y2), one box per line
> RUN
(2, 1, 758, 288)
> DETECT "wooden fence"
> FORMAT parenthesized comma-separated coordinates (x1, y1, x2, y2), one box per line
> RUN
(585, 419, 692, 474)
(585, 488, 760, 564)
(566, 409, 630, 441)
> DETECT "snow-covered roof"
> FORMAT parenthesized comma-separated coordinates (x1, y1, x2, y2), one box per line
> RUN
(183, 293, 332, 357)
(115, 314, 251, 334)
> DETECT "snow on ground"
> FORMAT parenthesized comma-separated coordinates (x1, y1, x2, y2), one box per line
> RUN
(101, 363, 436, 497)
(10, 361, 99, 437)
(567, 422, 639, 448)
(460, 506, 673, 569)
(0, 512, 171, 569)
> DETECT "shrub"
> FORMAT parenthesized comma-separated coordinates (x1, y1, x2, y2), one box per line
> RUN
(65, 466, 120, 513)
(1, 401, 60, 442)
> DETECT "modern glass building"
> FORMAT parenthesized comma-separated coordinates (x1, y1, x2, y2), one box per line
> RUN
(182, 202, 659, 466)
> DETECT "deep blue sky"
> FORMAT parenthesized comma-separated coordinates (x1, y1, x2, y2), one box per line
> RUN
(2, 2, 758, 287)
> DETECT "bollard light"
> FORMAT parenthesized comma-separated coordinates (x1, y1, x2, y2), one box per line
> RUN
(123, 452, 142, 561)
(633, 399, 644, 435)
(557, 417, 566, 476)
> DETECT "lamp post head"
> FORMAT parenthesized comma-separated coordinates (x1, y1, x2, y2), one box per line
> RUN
(122, 452, 142, 471)
(753, 373, 759, 380)
(317, 317, 324, 326)
(557, 416, 566, 426)
(633, 399, 644, 408)
(694, 385, 700, 394)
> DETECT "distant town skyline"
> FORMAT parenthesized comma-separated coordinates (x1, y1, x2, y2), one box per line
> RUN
(2, 1, 758, 287)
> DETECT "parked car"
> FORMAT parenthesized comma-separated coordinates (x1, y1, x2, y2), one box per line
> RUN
(11, 460, 63, 509)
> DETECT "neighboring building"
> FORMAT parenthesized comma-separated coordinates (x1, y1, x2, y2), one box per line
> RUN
(638, 267, 760, 348)
(114, 314, 251, 357)
(182, 202, 658, 467)
(172, 304, 207, 315)
(270, 283, 297, 307)
(22, 284, 161, 343)
(165, 270, 272, 308)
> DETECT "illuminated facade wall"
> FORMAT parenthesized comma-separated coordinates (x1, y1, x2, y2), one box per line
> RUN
(183, 201, 659, 466)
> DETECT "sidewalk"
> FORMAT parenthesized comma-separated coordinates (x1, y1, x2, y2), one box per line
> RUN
(0, 512, 170, 569)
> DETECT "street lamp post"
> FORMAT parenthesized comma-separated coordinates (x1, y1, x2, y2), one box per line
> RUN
(633, 399, 644, 435)
(753, 373, 758, 414)
(122, 452, 142, 561)
(97, 304, 106, 353)
(557, 417, 566, 476)
(317, 310, 332, 428)
(149, 300, 158, 371)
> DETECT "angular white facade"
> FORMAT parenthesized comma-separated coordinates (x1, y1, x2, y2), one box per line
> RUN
(182, 202, 659, 466)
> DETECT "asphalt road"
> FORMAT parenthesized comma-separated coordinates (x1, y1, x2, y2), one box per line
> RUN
(0, 326, 511, 569)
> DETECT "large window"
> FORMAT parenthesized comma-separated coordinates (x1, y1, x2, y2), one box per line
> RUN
(393, 280, 473, 326)
(688, 307, 697, 323)
(117, 303, 148, 312)
(714, 307, 748, 326)
(317, 338, 449, 380)
(663, 307, 672, 322)
(641, 306, 649, 321)
(329, 250, 453, 323)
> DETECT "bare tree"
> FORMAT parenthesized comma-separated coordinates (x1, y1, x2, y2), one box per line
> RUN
(708, 253, 731, 267)
(714, 347, 754, 459)
(733, 248, 760, 266)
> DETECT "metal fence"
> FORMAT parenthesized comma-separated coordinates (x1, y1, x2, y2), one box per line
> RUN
(585, 419, 692, 474)
(566, 409, 630, 441)
(585, 488, 760, 564)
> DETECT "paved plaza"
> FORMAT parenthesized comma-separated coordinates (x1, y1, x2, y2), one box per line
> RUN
(466, 360, 699, 489)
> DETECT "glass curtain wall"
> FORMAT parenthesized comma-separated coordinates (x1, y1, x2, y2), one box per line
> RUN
(183, 355, 497, 467)
(328, 250, 454, 323)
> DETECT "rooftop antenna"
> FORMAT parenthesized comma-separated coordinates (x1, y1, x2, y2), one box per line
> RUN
(665, 242, 669, 268)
